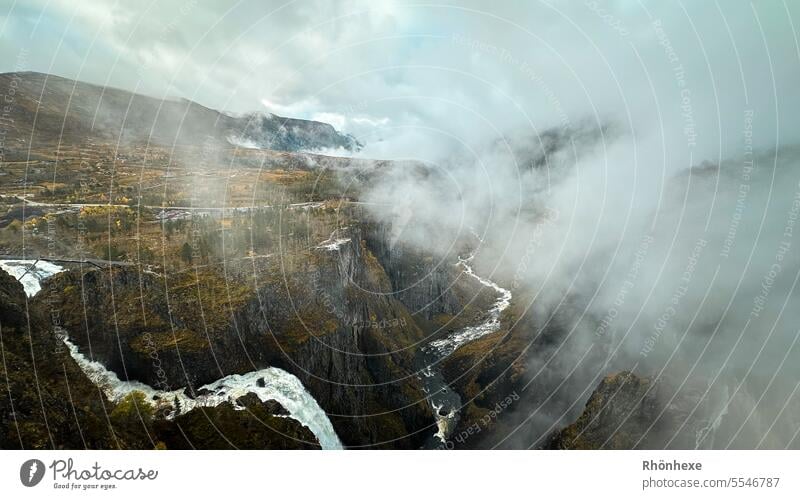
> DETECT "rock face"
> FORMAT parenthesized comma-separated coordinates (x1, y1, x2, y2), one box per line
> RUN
(546, 372, 665, 449)
(547, 369, 800, 450)
(545, 371, 718, 450)
(0, 267, 116, 449)
(158, 398, 319, 450)
(438, 289, 800, 451)
(41, 221, 487, 448)
(233, 112, 361, 152)
(363, 221, 493, 330)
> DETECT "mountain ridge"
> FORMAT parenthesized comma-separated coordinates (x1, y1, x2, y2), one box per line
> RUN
(0, 71, 361, 153)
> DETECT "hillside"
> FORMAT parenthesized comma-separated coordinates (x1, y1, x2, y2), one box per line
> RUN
(0, 268, 320, 449)
(0, 72, 360, 153)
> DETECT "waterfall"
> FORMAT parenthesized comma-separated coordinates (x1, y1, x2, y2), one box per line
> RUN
(2, 259, 343, 450)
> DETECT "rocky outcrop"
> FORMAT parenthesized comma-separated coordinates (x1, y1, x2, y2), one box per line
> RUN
(546, 372, 664, 449)
(546, 369, 800, 450)
(156, 397, 319, 450)
(233, 112, 362, 152)
(545, 371, 713, 449)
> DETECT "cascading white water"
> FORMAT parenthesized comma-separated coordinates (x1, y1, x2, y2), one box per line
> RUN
(428, 254, 513, 357)
(2, 259, 343, 450)
(0, 259, 65, 296)
(315, 227, 351, 251)
(418, 251, 513, 446)
(63, 336, 342, 449)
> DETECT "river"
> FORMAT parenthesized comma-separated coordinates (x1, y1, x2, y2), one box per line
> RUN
(415, 253, 512, 448)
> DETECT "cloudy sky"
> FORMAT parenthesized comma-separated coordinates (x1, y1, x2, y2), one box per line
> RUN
(1, 0, 798, 162)
(3, 0, 800, 446)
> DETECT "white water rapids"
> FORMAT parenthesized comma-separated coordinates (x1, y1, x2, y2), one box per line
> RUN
(0, 259, 66, 296)
(417, 252, 513, 446)
(2, 259, 343, 449)
(428, 254, 512, 357)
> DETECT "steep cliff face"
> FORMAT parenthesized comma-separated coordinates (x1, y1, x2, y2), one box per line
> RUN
(0, 268, 117, 449)
(546, 369, 800, 450)
(42, 223, 457, 448)
(545, 371, 721, 450)
(233, 112, 362, 152)
(363, 221, 493, 333)
(546, 372, 667, 449)
(1, 268, 315, 450)
(234, 227, 437, 447)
